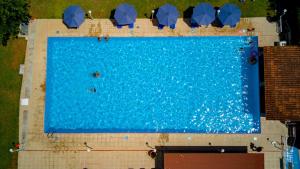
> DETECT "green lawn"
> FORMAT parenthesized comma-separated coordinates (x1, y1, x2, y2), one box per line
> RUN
(30, 0, 269, 18)
(0, 39, 26, 169)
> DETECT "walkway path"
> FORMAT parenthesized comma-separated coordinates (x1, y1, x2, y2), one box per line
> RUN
(18, 18, 282, 169)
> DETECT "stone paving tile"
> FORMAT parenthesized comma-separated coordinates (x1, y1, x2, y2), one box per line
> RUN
(19, 151, 154, 169)
(265, 152, 283, 169)
(18, 18, 284, 169)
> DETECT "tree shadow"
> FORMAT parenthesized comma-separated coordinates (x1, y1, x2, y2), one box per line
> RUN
(109, 9, 117, 26)
(183, 6, 194, 27)
(258, 47, 266, 117)
(211, 7, 223, 28)
(151, 8, 159, 27)
(267, 0, 300, 44)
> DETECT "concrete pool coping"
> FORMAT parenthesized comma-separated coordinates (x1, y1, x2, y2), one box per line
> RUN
(18, 18, 285, 169)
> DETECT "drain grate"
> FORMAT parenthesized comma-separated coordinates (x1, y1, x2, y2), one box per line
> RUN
(21, 110, 29, 144)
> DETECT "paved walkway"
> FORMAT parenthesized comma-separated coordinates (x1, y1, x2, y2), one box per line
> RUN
(18, 18, 283, 169)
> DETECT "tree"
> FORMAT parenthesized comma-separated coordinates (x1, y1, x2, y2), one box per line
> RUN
(0, 0, 30, 46)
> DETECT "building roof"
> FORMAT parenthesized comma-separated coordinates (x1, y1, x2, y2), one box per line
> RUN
(264, 46, 300, 121)
(164, 153, 264, 169)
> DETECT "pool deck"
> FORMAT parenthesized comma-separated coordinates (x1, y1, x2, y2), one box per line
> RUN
(18, 18, 284, 169)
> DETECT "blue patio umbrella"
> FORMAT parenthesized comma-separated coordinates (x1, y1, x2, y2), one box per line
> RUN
(191, 3, 215, 26)
(63, 5, 85, 28)
(156, 4, 179, 27)
(218, 3, 241, 27)
(114, 3, 137, 25)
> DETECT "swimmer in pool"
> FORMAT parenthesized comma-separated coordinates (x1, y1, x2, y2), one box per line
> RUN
(93, 71, 100, 78)
(90, 88, 96, 93)
(104, 35, 109, 42)
(248, 56, 257, 65)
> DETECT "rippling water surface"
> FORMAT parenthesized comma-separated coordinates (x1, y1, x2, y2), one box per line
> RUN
(45, 36, 260, 133)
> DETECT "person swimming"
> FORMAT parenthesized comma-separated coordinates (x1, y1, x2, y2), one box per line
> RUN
(248, 56, 257, 65)
(238, 47, 245, 54)
(90, 87, 96, 93)
(104, 35, 109, 42)
(93, 71, 100, 78)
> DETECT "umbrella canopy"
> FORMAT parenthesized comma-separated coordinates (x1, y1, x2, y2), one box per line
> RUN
(191, 3, 215, 26)
(114, 3, 137, 25)
(156, 4, 179, 26)
(218, 3, 241, 27)
(63, 5, 85, 28)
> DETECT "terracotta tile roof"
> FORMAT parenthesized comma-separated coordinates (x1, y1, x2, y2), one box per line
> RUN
(264, 46, 300, 121)
(164, 153, 264, 169)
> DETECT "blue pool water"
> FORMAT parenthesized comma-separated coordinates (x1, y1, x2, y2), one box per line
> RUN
(45, 36, 260, 133)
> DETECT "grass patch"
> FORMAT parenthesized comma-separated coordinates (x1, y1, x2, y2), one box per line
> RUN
(29, 0, 270, 18)
(0, 38, 26, 169)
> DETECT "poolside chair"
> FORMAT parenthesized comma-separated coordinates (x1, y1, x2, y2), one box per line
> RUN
(116, 25, 123, 29)
(170, 24, 176, 29)
(128, 23, 134, 29)
(19, 64, 24, 75)
(230, 24, 236, 28)
(158, 24, 164, 30)
(191, 22, 199, 28)
(21, 98, 29, 106)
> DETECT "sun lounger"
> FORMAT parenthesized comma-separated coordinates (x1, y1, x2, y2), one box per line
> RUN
(20, 98, 29, 106)
(19, 64, 24, 75)
(170, 24, 176, 29)
(158, 24, 164, 30)
(128, 23, 134, 29)
(116, 25, 122, 29)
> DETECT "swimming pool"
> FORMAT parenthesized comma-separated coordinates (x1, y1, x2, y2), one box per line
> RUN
(45, 36, 260, 133)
